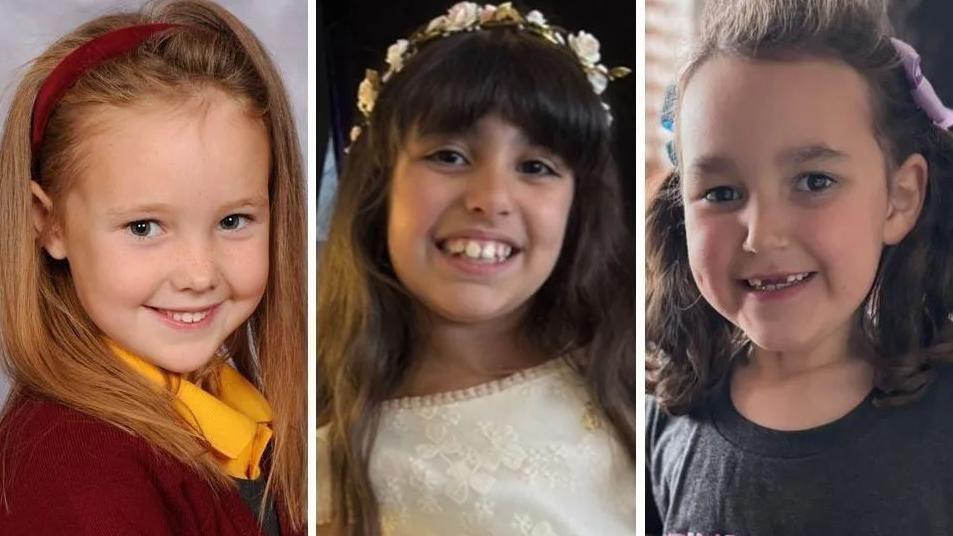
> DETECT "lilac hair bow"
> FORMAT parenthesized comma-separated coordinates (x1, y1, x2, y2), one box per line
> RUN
(891, 37, 953, 129)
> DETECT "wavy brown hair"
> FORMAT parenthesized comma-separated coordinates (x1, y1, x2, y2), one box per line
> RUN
(0, 0, 305, 528)
(318, 26, 635, 535)
(647, 0, 953, 415)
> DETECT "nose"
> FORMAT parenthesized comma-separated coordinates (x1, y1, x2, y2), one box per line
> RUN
(463, 162, 514, 217)
(742, 197, 790, 253)
(170, 237, 221, 292)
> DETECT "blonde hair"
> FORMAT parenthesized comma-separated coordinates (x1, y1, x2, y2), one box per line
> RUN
(0, 0, 305, 527)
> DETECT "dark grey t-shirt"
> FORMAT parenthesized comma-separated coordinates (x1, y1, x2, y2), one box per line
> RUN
(647, 365, 953, 536)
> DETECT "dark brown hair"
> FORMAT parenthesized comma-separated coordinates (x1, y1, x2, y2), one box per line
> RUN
(318, 26, 635, 534)
(647, 0, 953, 415)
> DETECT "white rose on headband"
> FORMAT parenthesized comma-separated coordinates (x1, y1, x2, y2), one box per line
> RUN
(427, 15, 450, 33)
(569, 31, 601, 66)
(526, 10, 547, 26)
(446, 2, 480, 31)
(588, 68, 608, 95)
(384, 39, 409, 80)
(480, 4, 497, 23)
(357, 74, 378, 115)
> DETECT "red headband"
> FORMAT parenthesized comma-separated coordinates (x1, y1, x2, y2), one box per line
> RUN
(31, 23, 179, 174)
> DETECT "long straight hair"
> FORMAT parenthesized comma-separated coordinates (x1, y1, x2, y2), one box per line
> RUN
(319, 27, 636, 534)
(0, 0, 305, 527)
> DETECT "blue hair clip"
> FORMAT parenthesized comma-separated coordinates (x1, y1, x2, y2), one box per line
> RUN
(660, 83, 678, 166)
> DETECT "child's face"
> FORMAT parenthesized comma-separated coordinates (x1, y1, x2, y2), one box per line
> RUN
(678, 56, 914, 354)
(40, 89, 270, 373)
(387, 114, 574, 326)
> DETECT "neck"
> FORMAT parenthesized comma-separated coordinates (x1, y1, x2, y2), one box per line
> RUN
(731, 325, 875, 431)
(398, 304, 549, 397)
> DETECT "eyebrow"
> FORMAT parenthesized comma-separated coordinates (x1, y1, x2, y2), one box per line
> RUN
(221, 195, 269, 211)
(105, 203, 175, 219)
(777, 144, 849, 166)
(104, 195, 268, 219)
(685, 155, 736, 178)
(686, 144, 849, 179)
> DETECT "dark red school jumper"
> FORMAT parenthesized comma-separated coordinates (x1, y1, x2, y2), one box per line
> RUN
(0, 395, 303, 536)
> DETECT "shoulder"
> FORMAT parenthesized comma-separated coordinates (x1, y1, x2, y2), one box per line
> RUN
(645, 394, 693, 451)
(0, 394, 160, 475)
(0, 395, 178, 533)
(898, 362, 953, 422)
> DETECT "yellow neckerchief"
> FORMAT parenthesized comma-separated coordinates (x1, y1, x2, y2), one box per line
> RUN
(109, 342, 274, 480)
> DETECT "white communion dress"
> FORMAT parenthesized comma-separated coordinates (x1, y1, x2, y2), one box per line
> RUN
(318, 358, 636, 535)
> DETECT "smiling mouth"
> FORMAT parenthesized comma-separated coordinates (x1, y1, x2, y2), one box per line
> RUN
(743, 272, 815, 291)
(437, 238, 519, 264)
(149, 305, 218, 325)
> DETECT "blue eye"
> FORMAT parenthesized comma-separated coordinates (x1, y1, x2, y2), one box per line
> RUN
(518, 160, 558, 177)
(426, 150, 468, 166)
(703, 186, 742, 203)
(127, 220, 161, 238)
(219, 214, 250, 231)
(796, 173, 836, 192)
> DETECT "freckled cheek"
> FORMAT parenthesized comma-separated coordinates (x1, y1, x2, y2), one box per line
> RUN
(221, 234, 270, 301)
(69, 235, 162, 306)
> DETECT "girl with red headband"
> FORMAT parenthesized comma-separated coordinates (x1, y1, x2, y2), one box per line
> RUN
(0, 1, 305, 534)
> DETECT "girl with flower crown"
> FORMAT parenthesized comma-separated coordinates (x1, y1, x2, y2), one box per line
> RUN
(0, 1, 305, 534)
(318, 2, 634, 534)
(647, 0, 953, 534)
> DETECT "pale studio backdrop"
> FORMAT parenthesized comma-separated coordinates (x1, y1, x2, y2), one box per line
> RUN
(0, 0, 308, 402)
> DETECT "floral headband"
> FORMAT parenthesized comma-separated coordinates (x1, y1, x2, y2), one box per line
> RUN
(659, 38, 953, 167)
(349, 2, 631, 143)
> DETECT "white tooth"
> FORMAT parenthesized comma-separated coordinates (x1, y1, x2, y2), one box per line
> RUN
(481, 243, 496, 259)
(750, 279, 762, 287)
(786, 274, 797, 283)
(448, 239, 465, 254)
(502, 245, 512, 258)
(464, 241, 482, 259)
(766, 284, 777, 291)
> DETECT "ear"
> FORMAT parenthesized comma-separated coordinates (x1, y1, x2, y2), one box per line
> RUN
(30, 181, 67, 260)
(883, 153, 928, 246)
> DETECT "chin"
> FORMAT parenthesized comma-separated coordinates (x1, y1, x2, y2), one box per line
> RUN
(745, 330, 816, 355)
(139, 341, 221, 374)
(426, 298, 517, 325)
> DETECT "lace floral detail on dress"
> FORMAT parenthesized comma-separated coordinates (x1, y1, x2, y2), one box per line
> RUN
(513, 513, 559, 536)
(369, 359, 635, 535)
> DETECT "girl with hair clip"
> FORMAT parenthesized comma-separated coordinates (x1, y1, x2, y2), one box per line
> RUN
(647, 0, 953, 534)
(0, 1, 305, 534)
(317, 3, 635, 534)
